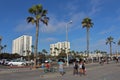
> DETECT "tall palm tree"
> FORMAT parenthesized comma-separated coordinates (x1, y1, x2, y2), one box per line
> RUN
(3, 45, 7, 53)
(31, 45, 34, 54)
(42, 49, 48, 55)
(106, 36, 115, 56)
(117, 40, 120, 54)
(118, 40, 120, 46)
(27, 4, 49, 68)
(81, 17, 93, 57)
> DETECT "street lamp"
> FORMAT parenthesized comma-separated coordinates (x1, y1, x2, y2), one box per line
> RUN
(66, 20, 72, 66)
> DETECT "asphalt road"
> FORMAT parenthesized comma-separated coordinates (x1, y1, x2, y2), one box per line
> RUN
(0, 62, 120, 80)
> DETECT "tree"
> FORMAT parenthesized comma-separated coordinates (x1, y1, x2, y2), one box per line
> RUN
(27, 4, 49, 68)
(94, 50, 101, 61)
(58, 51, 66, 58)
(82, 17, 93, 57)
(42, 49, 48, 54)
(3, 45, 7, 53)
(54, 47, 59, 56)
(23, 50, 31, 61)
(106, 36, 115, 56)
(31, 45, 34, 54)
(118, 40, 120, 46)
(42, 49, 48, 58)
(117, 40, 120, 55)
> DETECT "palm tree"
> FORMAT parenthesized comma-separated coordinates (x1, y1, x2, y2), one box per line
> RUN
(82, 17, 93, 57)
(3, 45, 7, 53)
(31, 45, 34, 54)
(94, 50, 101, 62)
(118, 40, 120, 46)
(106, 36, 115, 56)
(54, 47, 59, 56)
(27, 4, 49, 68)
(42, 49, 48, 60)
(117, 40, 120, 55)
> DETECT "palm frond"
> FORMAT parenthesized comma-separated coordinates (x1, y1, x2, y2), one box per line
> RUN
(42, 10, 47, 16)
(27, 17, 35, 24)
(106, 36, 115, 45)
(41, 17, 49, 25)
(81, 17, 93, 28)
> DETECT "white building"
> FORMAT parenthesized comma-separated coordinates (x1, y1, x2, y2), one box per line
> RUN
(50, 41, 70, 56)
(12, 35, 32, 56)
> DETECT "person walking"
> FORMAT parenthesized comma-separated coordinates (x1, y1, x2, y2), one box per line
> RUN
(73, 61, 78, 75)
(82, 62, 86, 75)
(58, 60, 65, 76)
(79, 61, 83, 76)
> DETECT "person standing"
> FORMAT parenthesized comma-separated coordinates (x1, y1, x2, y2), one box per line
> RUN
(82, 62, 86, 75)
(58, 60, 65, 76)
(73, 61, 78, 75)
(79, 61, 83, 76)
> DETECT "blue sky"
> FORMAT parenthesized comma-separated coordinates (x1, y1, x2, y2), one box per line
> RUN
(0, 0, 120, 54)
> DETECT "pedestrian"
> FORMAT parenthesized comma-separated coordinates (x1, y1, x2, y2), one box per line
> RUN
(58, 60, 65, 76)
(45, 61, 50, 71)
(82, 62, 86, 75)
(73, 61, 78, 75)
(79, 61, 83, 76)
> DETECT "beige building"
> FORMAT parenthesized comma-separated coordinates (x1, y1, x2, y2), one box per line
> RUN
(12, 35, 32, 56)
(50, 41, 70, 56)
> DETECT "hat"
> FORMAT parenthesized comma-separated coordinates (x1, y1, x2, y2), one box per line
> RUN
(45, 60, 48, 63)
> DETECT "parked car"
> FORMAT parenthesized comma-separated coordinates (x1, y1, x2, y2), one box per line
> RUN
(7, 60, 26, 66)
(0, 59, 10, 65)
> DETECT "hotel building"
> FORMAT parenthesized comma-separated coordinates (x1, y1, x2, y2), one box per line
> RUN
(50, 41, 70, 56)
(12, 35, 32, 56)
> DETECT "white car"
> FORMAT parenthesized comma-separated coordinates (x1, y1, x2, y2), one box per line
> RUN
(8, 60, 26, 66)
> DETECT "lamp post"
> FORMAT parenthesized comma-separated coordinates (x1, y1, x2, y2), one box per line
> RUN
(66, 20, 72, 66)
(0, 36, 2, 54)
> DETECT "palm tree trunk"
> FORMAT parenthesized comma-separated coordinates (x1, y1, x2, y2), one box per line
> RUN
(86, 28, 89, 57)
(110, 43, 112, 57)
(34, 20, 39, 68)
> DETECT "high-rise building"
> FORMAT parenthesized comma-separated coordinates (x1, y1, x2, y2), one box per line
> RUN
(50, 41, 70, 56)
(12, 35, 32, 56)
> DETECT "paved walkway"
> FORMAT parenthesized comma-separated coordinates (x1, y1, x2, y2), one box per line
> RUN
(39, 62, 120, 80)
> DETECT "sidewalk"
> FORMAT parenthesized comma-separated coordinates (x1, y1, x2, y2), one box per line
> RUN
(39, 62, 99, 79)
(39, 62, 120, 80)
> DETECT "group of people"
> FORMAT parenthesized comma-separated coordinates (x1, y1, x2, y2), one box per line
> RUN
(73, 61, 86, 76)
(58, 59, 86, 76)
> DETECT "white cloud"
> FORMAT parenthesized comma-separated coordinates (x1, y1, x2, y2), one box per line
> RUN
(40, 37, 57, 43)
(14, 21, 34, 32)
(64, 0, 79, 11)
(39, 14, 67, 34)
(89, 0, 103, 16)
(40, 0, 104, 34)
(99, 26, 116, 35)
